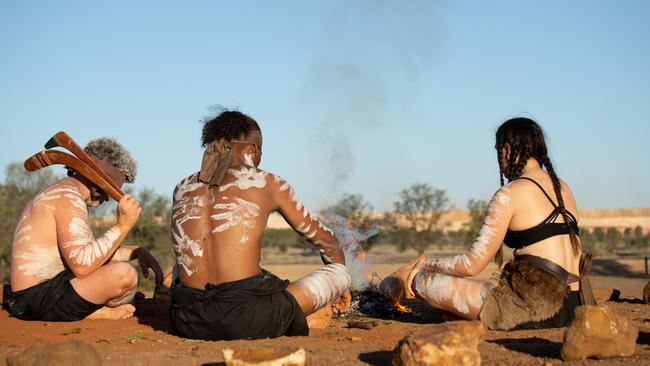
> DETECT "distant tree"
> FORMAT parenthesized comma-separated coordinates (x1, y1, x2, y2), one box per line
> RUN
(592, 227, 606, 242)
(464, 199, 489, 246)
(633, 225, 644, 246)
(605, 227, 622, 248)
(0, 163, 61, 273)
(623, 227, 632, 245)
(262, 228, 301, 253)
(385, 183, 448, 254)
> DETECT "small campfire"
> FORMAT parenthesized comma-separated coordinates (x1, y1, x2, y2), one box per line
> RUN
(346, 273, 412, 319)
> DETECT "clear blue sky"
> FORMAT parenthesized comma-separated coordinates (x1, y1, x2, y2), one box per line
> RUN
(1, 1, 648, 210)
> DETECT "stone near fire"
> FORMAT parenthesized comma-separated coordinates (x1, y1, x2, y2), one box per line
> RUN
(6, 340, 102, 366)
(392, 320, 485, 366)
(222, 346, 305, 366)
(643, 281, 650, 303)
(561, 303, 638, 361)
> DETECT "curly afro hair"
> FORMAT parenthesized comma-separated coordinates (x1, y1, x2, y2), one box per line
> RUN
(84, 137, 137, 183)
(201, 108, 260, 147)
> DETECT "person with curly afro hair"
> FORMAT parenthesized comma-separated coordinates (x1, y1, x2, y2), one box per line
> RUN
(169, 108, 352, 341)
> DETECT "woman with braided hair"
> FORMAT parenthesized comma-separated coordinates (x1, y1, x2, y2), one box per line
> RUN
(380, 117, 594, 330)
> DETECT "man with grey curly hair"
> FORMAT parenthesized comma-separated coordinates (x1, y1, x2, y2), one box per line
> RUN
(7, 136, 163, 322)
(84, 137, 138, 183)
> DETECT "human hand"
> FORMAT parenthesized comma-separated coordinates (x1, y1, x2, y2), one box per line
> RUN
(406, 257, 426, 298)
(134, 247, 163, 288)
(116, 194, 141, 229)
(331, 289, 351, 315)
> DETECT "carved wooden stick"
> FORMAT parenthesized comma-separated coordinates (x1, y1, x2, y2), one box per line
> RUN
(44, 131, 122, 193)
(24, 150, 123, 201)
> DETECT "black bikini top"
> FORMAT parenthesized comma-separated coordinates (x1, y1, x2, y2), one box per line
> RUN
(503, 177, 580, 250)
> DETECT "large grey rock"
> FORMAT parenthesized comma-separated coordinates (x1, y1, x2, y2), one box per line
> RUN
(6, 340, 102, 366)
(222, 346, 305, 366)
(561, 303, 638, 361)
(392, 320, 485, 366)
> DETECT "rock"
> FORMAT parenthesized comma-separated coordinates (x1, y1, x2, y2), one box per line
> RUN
(6, 340, 102, 366)
(222, 346, 305, 366)
(643, 282, 650, 303)
(347, 320, 377, 330)
(392, 320, 485, 366)
(561, 303, 638, 361)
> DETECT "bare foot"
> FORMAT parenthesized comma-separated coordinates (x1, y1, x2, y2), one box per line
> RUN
(379, 255, 425, 302)
(85, 304, 136, 320)
(306, 305, 333, 329)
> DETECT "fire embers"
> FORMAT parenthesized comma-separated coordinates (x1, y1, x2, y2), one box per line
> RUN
(356, 286, 412, 318)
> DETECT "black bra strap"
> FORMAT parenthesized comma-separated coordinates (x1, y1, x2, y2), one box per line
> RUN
(517, 177, 558, 208)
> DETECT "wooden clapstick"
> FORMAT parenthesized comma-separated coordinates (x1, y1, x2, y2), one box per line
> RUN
(45, 131, 123, 193)
(24, 150, 123, 201)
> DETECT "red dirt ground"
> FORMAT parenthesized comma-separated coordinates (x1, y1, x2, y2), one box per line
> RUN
(2, 256, 650, 365)
(1, 290, 649, 366)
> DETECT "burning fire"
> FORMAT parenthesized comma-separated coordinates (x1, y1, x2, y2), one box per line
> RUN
(393, 302, 411, 314)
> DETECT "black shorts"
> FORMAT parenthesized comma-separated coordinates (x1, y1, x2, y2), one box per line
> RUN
(170, 270, 308, 340)
(6, 269, 102, 321)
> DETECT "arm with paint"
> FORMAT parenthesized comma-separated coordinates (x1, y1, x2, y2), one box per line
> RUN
(56, 194, 141, 277)
(170, 174, 208, 277)
(271, 176, 345, 265)
(410, 186, 514, 281)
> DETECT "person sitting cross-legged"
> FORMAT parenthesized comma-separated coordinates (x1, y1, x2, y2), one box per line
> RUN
(169, 109, 351, 340)
(7, 137, 163, 321)
(380, 118, 595, 330)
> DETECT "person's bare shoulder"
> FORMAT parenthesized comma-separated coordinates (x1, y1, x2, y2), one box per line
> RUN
(173, 172, 203, 202)
(559, 179, 579, 210)
(265, 171, 287, 190)
(31, 179, 84, 211)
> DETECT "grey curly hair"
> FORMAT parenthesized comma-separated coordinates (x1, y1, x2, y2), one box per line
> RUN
(84, 137, 137, 183)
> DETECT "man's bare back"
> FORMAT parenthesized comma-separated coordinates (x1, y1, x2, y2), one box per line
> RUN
(169, 110, 351, 340)
(172, 163, 344, 290)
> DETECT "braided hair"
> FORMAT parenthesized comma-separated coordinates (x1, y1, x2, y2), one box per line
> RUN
(495, 118, 580, 259)
(201, 108, 261, 147)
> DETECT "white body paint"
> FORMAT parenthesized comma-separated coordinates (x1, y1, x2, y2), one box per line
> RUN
(12, 182, 121, 280)
(211, 197, 261, 245)
(414, 272, 491, 315)
(243, 153, 254, 167)
(172, 174, 205, 276)
(64, 223, 121, 266)
(15, 244, 65, 281)
(423, 186, 512, 275)
(295, 263, 351, 309)
(219, 166, 267, 192)
(287, 187, 304, 212)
